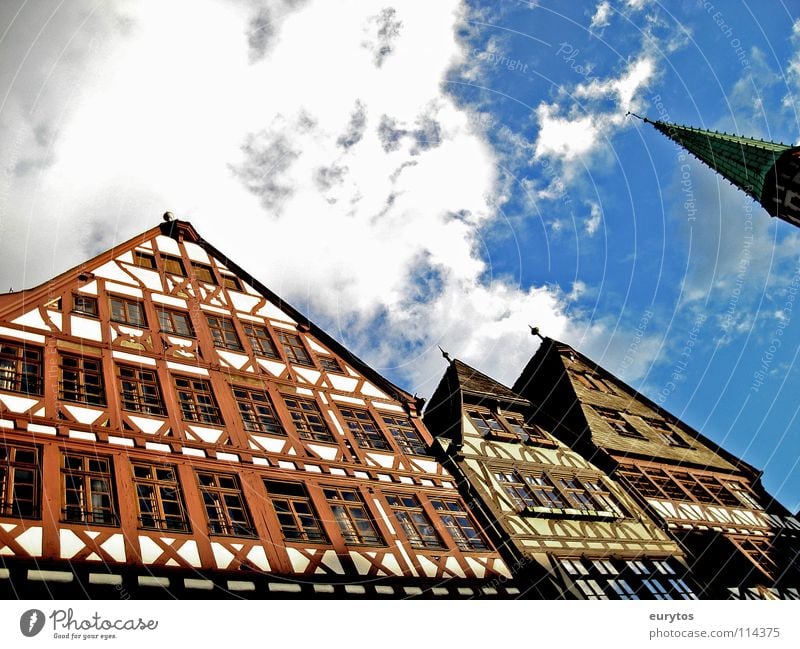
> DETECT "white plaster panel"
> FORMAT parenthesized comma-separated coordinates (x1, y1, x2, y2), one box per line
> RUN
(349, 552, 373, 576)
(366, 452, 395, 469)
(112, 351, 156, 366)
(256, 358, 286, 377)
(217, 452, 239, 462)
(199, 304, 230, 315)
(257, 302, 295, 323)
(328, 374, 359, 392)
(321, 551, 344, 574)
(0, 326, 44, 343)
(70, 316, 102, 341)
(247, 546, 270, 570)
(360, 381, 388, 399)
(306, 444, 339, 460)
(59, 530, 84, 559)
(373, 499, 396, 534)
(381, 555, 402, 576)
(410, 459, 439, 474)
(182, 447, 205, 457)
(0, 419, 13, 429)
(327, 410, 345, 435)
(306, 339, 329, 354)
(92, 261, 135, 284)
(211, 543, 235, 569)
(155, 235, 180, 255)
(371, 402, 404, 413)
(445, 557, 466, 578)
(229, 292, 261, 312)
(251, 435, 286, 453)
(177, 541, 201, 567)
(77, 280, 98, 295)
(11, 309, 49, 331)
(108, 436, 135, 447)
(138, 536, 162, 563)
(166, 362, 208, 375)
(63, 405, 103, 425)
(187, 425, 223, 443)
(287, 548, 310, 573)
(329, 394, 365, 405)
(116, 251, 134, 263)
(494, 560, 512, 578)
(127, 266, 163, 292)
(27, 423, 56, 435)
(183, 242, 209, 263)
(295, 387, 313, 395)
(15, 527, 42, 556)
(145, 442, 171, 453)
(417, 555, 438, 578)
(47, 311, 62, 331)
(69, 431, 97, 442)
(128, 416, 165, 435)
(151, 293, 187, 308)
(117, 325, 144, 337)
(465, 557, 486, 579)
(105, 281, 143, 298)
(0, 394, 38, 413)
(99, 535, 126, 562)
(295, 367, 321, 384)
(217, 350, 249, 370)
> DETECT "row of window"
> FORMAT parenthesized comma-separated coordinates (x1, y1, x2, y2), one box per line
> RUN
(2, 340, 426, 453)
(0, 444, 488, 552)
(466, 408, 552, 445)
(618, 464, 762, 510)
(494, 469, 626, 517)
(593, 406, 691, 447)
(71, 294, 338, 371)
(559, 557, 697, 600)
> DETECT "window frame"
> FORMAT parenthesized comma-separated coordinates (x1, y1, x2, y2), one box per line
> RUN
(283, 396, 336, 443)
(221, 274, 242, 291)
(385, 493, 444, 549)
(264, 480, 327, 543)
(72, 293, 98, 318)
(318, 355, 344, 373)
(643, 417, 691, 448)
(132, 462, 190, 532)
(117, 364, 167, 416)
(206, 315, 244, 351)
(382, 415, 429, 456)
(0, 444, 40, 519)
(428, 497, 489, 551)
(196, 470, 255, 537)
(191, 262, 217, 285)
(339, 407, 390, 451)
(109, 295, 147, 328)
(133, 251, 157, 269)
(156, 308, 195, 337)
(593, 406, 647, 440)
(58, 353, 106, 406)
(276, 330, 314, 366)
(0, 339, 43, 396)
(233, 385, 285, 436)
(61, 452, 118, 526)
(242, 323, 279, 359)
(323, 486, 384, 546)
(173, 375, 223, 425)
(161, 255, 186, 277)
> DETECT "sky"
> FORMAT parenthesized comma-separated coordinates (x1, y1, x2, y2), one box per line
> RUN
(0, 0, 798, 511)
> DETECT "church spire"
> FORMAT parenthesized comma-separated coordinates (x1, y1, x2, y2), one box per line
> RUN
(634, 115, 800, 227)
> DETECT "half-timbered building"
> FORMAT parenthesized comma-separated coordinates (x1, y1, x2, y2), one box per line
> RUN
(0, 217, 512, 598)
(423, 356, 699, 600)
(513, 337, 800, 599)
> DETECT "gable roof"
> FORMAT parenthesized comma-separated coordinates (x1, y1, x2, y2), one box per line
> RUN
(451, 358, 530, 407)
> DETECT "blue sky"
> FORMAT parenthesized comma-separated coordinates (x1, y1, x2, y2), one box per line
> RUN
(0, 0, 798, 510)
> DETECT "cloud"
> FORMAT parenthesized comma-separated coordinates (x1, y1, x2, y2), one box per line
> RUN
(362, 7, 403, 68)
(589, 1, 612, 32)
(585, 201, 602, 235)
(336, 100, 367, 149)
(783, 18, 800, 112)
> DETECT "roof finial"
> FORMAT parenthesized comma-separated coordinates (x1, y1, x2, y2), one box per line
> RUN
(626, 111, 649, 124)
(529, 325, 544, 341)
(163, 211, 175, 222)
(438, 345, 452, 363)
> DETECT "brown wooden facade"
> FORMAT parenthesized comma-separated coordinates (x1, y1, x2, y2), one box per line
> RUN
(0, 219, 512, 599)
(424, 357, 698, 600)
(513, 337, 800, 600)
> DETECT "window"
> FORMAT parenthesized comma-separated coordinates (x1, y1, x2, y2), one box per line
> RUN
(318, 356, 343, 372)
(277, 331, 313, 366)
(59, 354, 105, 405)
(523, 473, 566, 508)
(173, 376, 223, 425)
(132, 463, 189, 532)
(495, 471, 537, 511)
(162, 255, 186, 276)
(242, 324, 279, 358)
(575, 372, 615, 394)
(156, 308, 194, 337)
(72, 294, 98, 317)
(642, 579, 671, 600)
(644, 417, 690, 447)
(583, 479, 626, 516)
(206, 315, 243, 351)
(196, 471, 255, 536)
(233, 386, 284, 435)
(466, 409, 506, 438)
(502, 413, 551, 445)
(0, 340, 43, 395)
(264, 480, 326, 543)
(110, 296, 147, 327)
(554, 475, 596, 510)
(284, 396, 335, 443)
(593, 406, 646, 439)
(429, 498, 488, 551)
(385, 493, 443, 549)
(340, 408, 389, 450)
(0, 444, 39, 518)
(133, 251, 156, 269)
(221, 275, 242, 291)
(192, 263, 216, 284)
(382, 415, 428, 456)
(726, 481, 762, 509)
(62, 453, 117, 525)
(619, 466, 685, 501)
(323, 487, 383, 545)
(118, 365, 166, 416)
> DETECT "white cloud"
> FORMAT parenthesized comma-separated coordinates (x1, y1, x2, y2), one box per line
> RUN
(585, 201, 602, 235)
(783, 19, 800, 111)
(590, 1, 612, 31)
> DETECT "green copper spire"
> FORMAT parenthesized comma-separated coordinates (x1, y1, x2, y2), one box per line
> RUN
(631, 114, 800, 226)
